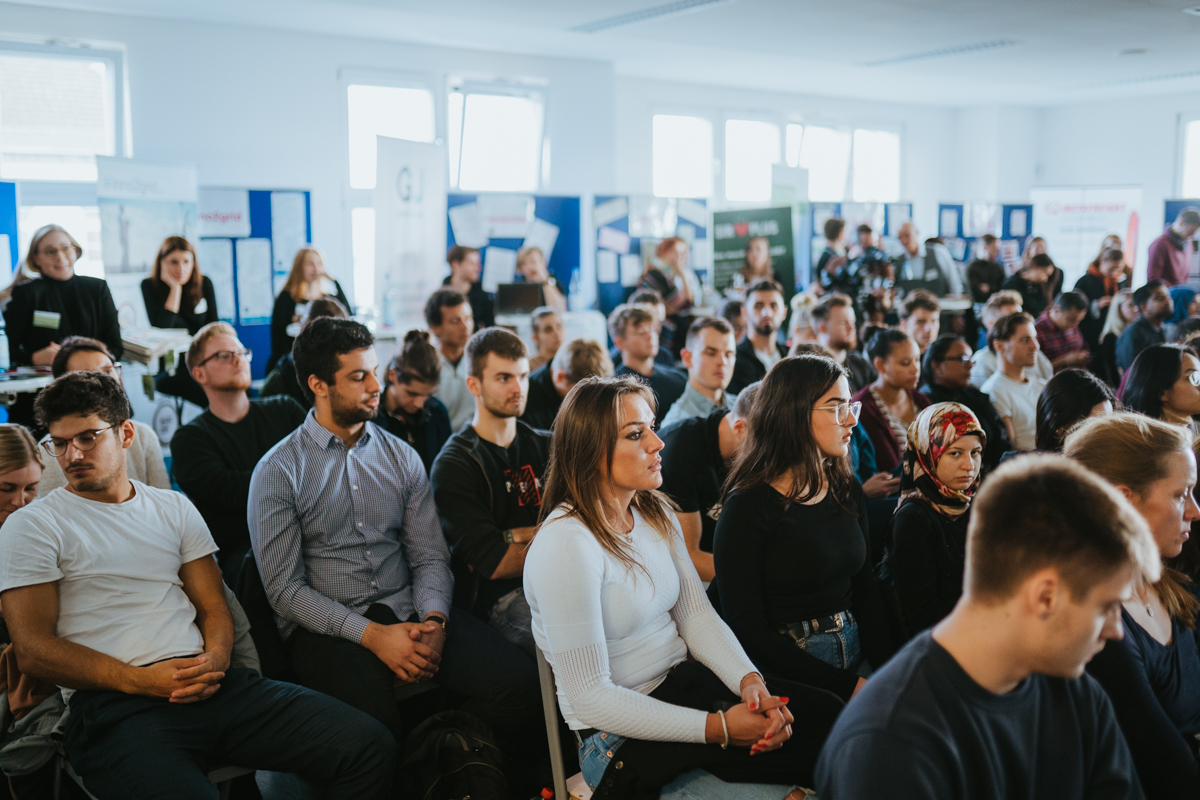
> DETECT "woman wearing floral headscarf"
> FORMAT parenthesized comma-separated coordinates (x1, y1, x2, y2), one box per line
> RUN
(877, 402, 985, 641)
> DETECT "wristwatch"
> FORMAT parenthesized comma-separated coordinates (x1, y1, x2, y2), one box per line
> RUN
(425, 614, 447, 633)
(502, 529, 514, 544)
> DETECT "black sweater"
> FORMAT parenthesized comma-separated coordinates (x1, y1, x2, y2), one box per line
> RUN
(141, 276, 218, 335)
(879, 499, 970, 640)
(169, 396, 307, 568)
(713, 481, 891, 700)
(267, 280, 351, 372)
(4, 275, 123, 365)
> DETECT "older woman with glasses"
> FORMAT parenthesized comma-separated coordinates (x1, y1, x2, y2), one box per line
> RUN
(919, 334, 1011, 471)
(37, 336, 170, 493)
(714, 355, 892, 704)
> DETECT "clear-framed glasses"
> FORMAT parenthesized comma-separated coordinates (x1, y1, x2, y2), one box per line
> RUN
(42, 424, 117, 457)
(815, 400, 862, 425)
(198, 348, 252, 367)
(941, 354, 974, 364)
(1188, 370, 1200, 388)
(98, 363, 122, 378)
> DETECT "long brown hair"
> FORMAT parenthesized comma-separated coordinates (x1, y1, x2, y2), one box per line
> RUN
(540, 376, 678, 577)
(724, 354, 857, 509)
(153, 236, 203, 308)
(1064, 412, 1200, 628)
(282, 246, 326, 304)
(0, 423, 43, 476)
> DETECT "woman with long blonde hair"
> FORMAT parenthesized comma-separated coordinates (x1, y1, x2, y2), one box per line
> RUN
(1065, 413, 1200, 798)
(524, 376, 840, 800)
(267, 246, 351, 372)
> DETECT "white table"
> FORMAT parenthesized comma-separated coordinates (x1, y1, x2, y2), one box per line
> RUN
(0, 375, 52, 406)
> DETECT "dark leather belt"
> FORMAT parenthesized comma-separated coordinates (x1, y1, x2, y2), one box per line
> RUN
(779, 610, 855, 646)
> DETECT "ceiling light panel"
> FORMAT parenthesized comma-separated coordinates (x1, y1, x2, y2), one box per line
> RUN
(862, 39, 1020, 67)
(570, 0, 737, 33)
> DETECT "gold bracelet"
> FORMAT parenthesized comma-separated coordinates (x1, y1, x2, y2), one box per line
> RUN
(740, 672, 764, 689)
(717, 709, 730, 750)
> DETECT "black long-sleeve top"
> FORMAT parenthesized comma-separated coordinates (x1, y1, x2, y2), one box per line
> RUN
(713, 481, 891, 700)
(880, 499, 970, 639)
(4, 275, 123, 365)
(1087, 608, 1200, 799)
(141, 276, 218, 335)
(267, 280, 351, 372)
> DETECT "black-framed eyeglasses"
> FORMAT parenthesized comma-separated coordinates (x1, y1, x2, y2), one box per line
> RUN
(197, 348, 252, 367)
(815, 400, 863, 425)
(42, 425, 117, 457)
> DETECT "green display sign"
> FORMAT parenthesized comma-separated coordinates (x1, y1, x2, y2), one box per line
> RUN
(712, 206, 796, 300)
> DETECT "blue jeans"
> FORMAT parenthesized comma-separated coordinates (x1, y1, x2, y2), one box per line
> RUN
(489, 586, 536, 658)
(579, 733, 798, 799)
(796, 618, 872, 679)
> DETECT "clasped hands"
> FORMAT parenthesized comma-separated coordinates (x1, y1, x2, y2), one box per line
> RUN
(133, 649, 230, 703)
(706, 673, 794, 755)
(362, 619, 446, 684)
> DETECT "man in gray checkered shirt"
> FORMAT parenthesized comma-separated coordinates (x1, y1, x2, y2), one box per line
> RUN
(249, 318, 541, 777)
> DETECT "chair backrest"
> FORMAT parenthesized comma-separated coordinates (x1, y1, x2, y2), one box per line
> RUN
(535, 647, 569, 800)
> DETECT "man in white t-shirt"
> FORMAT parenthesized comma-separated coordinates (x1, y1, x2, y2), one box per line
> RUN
(981, 311, 1045, 451)
(0, 371, 394, 800)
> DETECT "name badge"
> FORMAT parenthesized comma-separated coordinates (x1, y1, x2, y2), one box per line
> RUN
(32, 311, 61, 330)
(194, 298, 208, 315)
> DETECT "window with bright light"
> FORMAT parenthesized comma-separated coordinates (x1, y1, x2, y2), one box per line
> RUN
(17, 205, 104, 278)
(653, 114, 713, 198)
(725, 120, 781, 203)
(852, 129, 901, 202)
(798, 126, 852, 202)
(785, 124, 804, 168)
(452, 92, 544, 192)
(347, 84, 435, 190)
(350, 207, 375, 310)
(1183, 119, 1200, 198)
(0, 52, 117, 182)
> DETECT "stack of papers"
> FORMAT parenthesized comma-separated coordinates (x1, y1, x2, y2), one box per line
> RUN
(121, 327, 193, 366)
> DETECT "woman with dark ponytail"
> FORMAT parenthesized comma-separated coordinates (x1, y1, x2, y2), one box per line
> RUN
(374, 329, 451, 474)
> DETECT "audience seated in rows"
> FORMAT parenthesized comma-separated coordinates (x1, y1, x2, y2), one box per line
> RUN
(425, 288, 476, 432)
(715, 356, 891, 701)
(522, 338, 613, 431)
(261, 295, 348, 409)
(811, 293, 876, 393)
(372, 330, 451, 475)
(1035, 290, 1091, 373)
(443, 245, 493, 330)
(1098, 288, 1138, 386)
(729, 280, 788, 395)
(981, 311, 1044, 452)
(524, 376, 839, 799)
(1001, 252, 1058, 320)
(660, 316, 736, 429)
(610, 304, 686, 428)
(608, 289, 676, 368)
(527, 306, 563, 372)
(1117, 281, 1172, 373)
(854, 329, 930, 473)
(1035, 368, 1115, 453)
(897, 290, 941, 356)
(877, 402, 983, 642)
(1066, 414, 1200, 799)
(171, 322, 307, 581)
(718, 298, 747, 343)
(37, 336, 169, 494)
(659, 383, 759, 583)
(248, 318, 543, 789)
(965, 233, 1005, 305)
(431, 328, 548, 656)
(1122, 343, 1200, 437)
(919, 334, 1011, 470)
(970, 290, 1054, 386)
(0, 372, 395, 798)
(816, 455, 1155, 799)
(267, 246, 351, 373)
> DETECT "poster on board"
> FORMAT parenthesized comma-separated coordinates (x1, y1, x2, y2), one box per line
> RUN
(374, 135, 447, 332)
(712, 207, 795, 299)
(1030, 186, 1142, 287)
(96, 157, 197, 275)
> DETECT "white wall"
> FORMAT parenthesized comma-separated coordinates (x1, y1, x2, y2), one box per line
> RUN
(0, 2, 617, 293)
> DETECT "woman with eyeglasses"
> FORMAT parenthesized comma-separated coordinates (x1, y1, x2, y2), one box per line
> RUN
(876, 403, 983, 643)
(919, 334, 1011, 471)
(36, 336, 170, 493)
(714, 355, 891, 704)
(1122, 343, 1200, 437)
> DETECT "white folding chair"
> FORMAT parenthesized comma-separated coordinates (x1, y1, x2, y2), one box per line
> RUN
(535, 647, 592, 800)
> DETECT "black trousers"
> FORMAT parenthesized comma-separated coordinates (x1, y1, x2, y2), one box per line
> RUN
(64, 668, 394, 800)
(592, 661, 845, 800)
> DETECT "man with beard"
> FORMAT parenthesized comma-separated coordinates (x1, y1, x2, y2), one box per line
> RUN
(811, 293, 877, 393)
(728, 280, 788, 394)
(249, 318, 540, 765)
(432, 328, 549, 657)
(171, 322, 307, 581)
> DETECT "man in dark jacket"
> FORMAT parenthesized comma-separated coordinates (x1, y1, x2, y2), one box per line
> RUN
(521, 338, 613, 431)
(431, 328, 549, 657)
(728, 280, 788, 394)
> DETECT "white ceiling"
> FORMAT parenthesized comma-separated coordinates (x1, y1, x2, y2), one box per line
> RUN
(10, 0, 1200, 106)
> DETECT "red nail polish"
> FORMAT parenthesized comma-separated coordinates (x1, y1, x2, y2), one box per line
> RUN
(749, 702, 757, 710)
(765, 733, 772, 739)
(780, 697, 789, 704)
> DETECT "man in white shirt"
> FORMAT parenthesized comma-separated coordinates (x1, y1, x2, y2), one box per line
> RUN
(981, 311, 1045, 451)
(0, 371, 393, 800)
(660, 317, 737, 429)
(425, 288, 475, 431)
(971, 292, 1054, 387)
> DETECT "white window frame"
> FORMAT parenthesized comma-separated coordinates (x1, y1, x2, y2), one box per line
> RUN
(446, 77, 548, 192)
(850, 126, 903, 203)
(1177, 112, 1200, 198)
(719, 113, 783, 205)
(651, 106, 716, 200)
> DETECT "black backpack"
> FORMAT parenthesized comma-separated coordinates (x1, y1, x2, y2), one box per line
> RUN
(397, 710, 509, 800)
